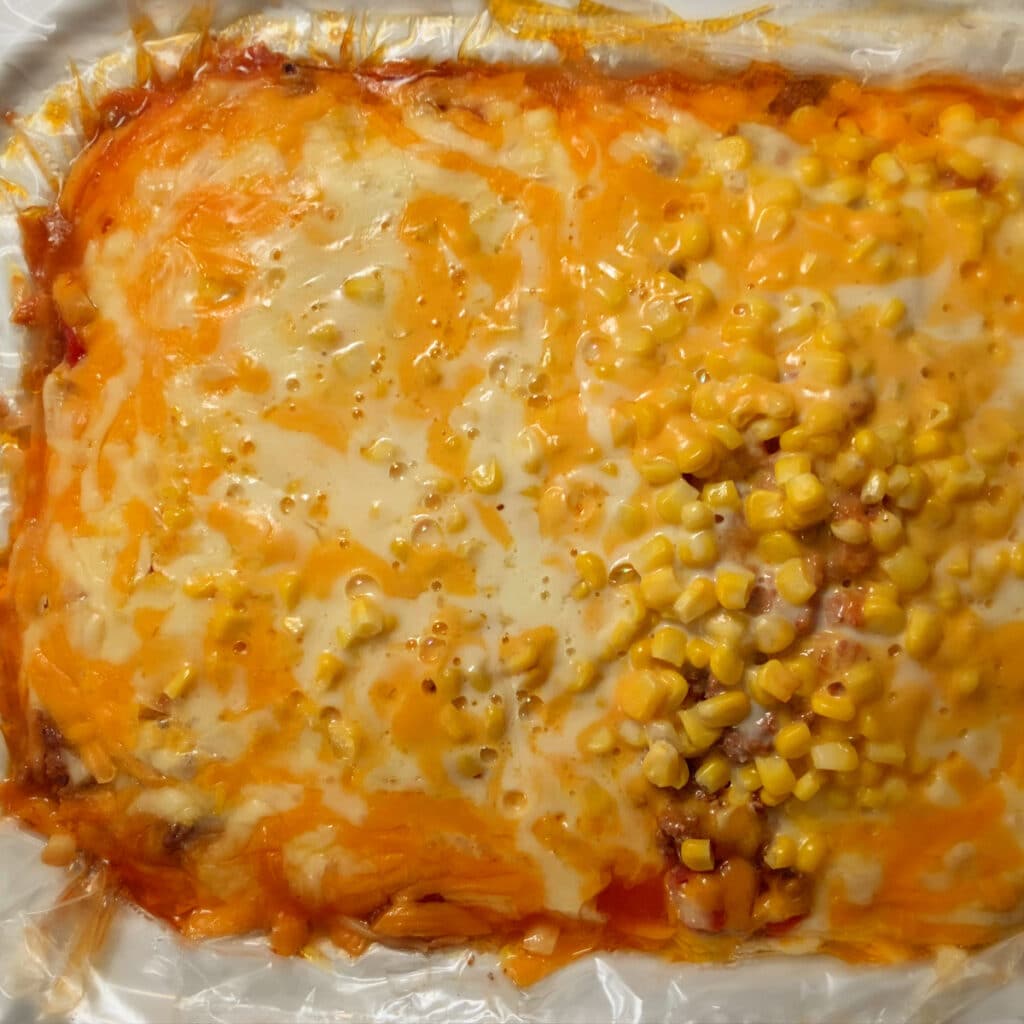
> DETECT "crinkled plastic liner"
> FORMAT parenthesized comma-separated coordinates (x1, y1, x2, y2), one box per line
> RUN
(1, 1, 1024, 1020)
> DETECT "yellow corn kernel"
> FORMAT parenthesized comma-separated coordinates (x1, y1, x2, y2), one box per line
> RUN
(811, 686, 856, 722)
(641, 456, 680, 486)
(276, 571, 303, 610)
(912, 429, 949, 461)
(877, 296, 907, 329)
(862, 583, 906, 635)
(686, 636, 712, 669)
(775, 720, 811, 759)
(617, 501, 650, 538)
(655, 478, 700, 524)
(755, 176, 802, 210)
(1010, 542, 1024, 578)
(758, 659, 799, 703)
(184, 574, 218, 599)
(679, 707, 722, 752)
(680, 500, 715, 530)
(796, 154, 826, 186)
(364, 437, 397, 464)
(869, 511, 903, 552)
(635, 534, 675, 574)
(643, 740, 686, 789)
(659, 667, 690, 710)
(677, 530, 718, 568)
(576, 551, 607, 590)
(618, 670, 667, 722)
(951, 665, 982, 698)
(714, 567, 755, 611)
(695, 690, 751, 728)
(350, 596, 386, 640)
(675, 433, 715, 475)
(634, 400, 666, 440)
(904, 606, 942, 661)
(783, 472, 829, 526)
(675, 215, 712, 260)
(209, 605, 249, 642)
(764, 834, 798, 870)
(679, 838, 714, 872)
(593, 262, 628, 308)
(811, 741, 859, 772)
(483, 702, 507, 740)
(343, 266, 385, 302)
(652, 624, 689, 667)
(843, 663, 881, 703)
(469, 458, 503, 495)
(865, 740, 906, 766)
(745, 490, 786, 533)
(440, 703, 472, 742)
(881, 547, 930, 593)
(753, 614, 796, 655)
(946, 149, 984, 181)
(936, 187, 981, 215)
(314, 652, 345, 688)
(583, 724, 616, 756)
(938, 101, 976, 138)
(501, 628, 554, 675)
(567, 659, 598, 695)
(870, 151, 905, 185)
(830, 518, 868, 545)
(709, 645, 745, 687)
(776, 557, 817, 605)
(672, 577, 717, 624)
(327, 716, 361, 761)
(793, 770, 823, 802)
(853, 429, 894, 469)
(736, 763, 763, 792)
(163, 664, 196, 700)
(704, 610, 746, 646)
(640, 567, 682, 610)
(710, 133, 753, 171)
(801, 349, 850, 388)
(695, 752, 731, 793)
(860, 470, 889, 506)
(796, 834, 827, 873)
(935, 582, 961, 611)
(755, 755, 796, 798)
(833, 450, 867, 489)
(756, 531, 803, 564)
(610, 408, 636, 447)
(703, 480, 740, 509)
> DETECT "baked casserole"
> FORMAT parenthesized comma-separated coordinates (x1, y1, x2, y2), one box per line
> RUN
(3, 50, 1024, 979)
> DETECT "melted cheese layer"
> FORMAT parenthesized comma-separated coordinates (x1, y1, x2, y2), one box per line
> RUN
(6, 60, 1024, 975)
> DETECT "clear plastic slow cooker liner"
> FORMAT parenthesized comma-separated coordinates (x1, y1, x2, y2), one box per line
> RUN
(1, 2, 1023, 1020)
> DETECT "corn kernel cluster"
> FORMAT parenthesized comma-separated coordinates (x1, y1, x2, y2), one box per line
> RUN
(558, 91, 1024, 882)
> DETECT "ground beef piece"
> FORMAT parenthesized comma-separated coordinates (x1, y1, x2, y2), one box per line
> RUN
(164, 823, 195, 854)
(682, 663, 711, 699)
(823, 586, 866, 627)
(36, 712, 70, 790)
(767, 77, 830, 119)
(824, 536, 876, 582)
(720, 711, 778, 763)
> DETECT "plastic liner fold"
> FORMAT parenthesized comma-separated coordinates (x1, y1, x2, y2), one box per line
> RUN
(1, 2, 1024, 1020)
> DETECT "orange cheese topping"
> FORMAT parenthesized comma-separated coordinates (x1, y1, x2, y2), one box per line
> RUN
(4, 56, 1024, 978)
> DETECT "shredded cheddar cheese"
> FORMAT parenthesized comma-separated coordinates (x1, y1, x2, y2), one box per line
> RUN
(4, 53, 1024, 978)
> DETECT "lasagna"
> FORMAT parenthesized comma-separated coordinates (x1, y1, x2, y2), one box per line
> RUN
(3, 50, 1024, 981)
